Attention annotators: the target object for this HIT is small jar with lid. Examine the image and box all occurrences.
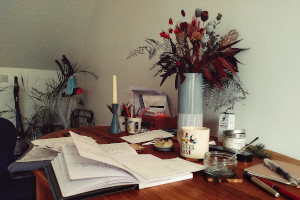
[223,129,246,151]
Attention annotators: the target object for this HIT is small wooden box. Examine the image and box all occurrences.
[142,116,177,130]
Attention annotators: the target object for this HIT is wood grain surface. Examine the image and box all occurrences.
[33,126,300,200]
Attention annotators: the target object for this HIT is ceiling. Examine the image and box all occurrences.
[0,0,94,70]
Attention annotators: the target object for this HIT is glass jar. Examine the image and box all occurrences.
[204,151,237,177]
[223,129,246,151]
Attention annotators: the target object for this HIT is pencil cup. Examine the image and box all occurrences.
[118,116,126,132]
[127,117,142,134]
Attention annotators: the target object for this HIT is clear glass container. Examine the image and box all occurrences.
[204,151,237,177]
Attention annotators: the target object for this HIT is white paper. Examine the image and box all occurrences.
[124,158,203,180]
[52,153,137,197]
[51,132,200,196]
[120,130,173,144]
[62,144,136,180]
[100,142,138,157]
[16,146,58,162]
[69,131,120,167]
[32,137,74,152]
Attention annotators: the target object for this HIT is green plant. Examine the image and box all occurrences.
[0,55,97,139]
[247,143,273,159]
[25,55,97,138]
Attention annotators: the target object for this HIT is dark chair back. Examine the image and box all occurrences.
[0,118,17,179]
[0,118,36,200]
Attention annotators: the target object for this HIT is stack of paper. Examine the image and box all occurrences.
[45,131,204,199]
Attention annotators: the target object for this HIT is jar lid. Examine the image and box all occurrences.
[223,129,245,138]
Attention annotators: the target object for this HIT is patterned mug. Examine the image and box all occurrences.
[177,126,210,159]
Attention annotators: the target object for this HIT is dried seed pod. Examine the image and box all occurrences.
[220,29,239,47]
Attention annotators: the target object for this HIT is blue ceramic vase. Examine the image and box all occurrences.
[178,73,203,130]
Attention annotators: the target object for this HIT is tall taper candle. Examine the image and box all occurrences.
[112,75,117,104]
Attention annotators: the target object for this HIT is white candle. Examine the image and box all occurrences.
[112,75,117,104]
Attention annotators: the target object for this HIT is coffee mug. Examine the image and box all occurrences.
[177,126,210,159]
[127,117,142,134]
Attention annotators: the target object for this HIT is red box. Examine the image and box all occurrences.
[142,116,177,130]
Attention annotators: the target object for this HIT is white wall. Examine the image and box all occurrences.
[78,0,300,160]
[0,67,58,123]
[0,0,94,70]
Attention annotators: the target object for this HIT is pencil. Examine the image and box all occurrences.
[138,107,149,118]
[125,105,130,117]
[130,105,133,118]
[135,106,141,117]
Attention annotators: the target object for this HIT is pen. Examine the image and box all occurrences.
[244,172,280,198]
[255,176,300,200]
[264,158,298,186]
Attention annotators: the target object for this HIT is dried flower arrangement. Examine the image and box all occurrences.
[128,8,249,111]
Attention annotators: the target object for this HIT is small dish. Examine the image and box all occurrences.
[204,151,237,177]
[153,139,174,152]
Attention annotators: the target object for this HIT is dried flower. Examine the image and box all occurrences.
[174,29,180,34]
[128,8,248,109]
[205,24,214,34]
[220,29,239,47]
[128,8,249,112]
[201,11,209,22]
[200,34,209,43]
[192,19,196,26]
[195,8,202,17]
[180,22,188,30]
[216,13,222,21]
[191,32,202,41]
[181,9,186,17]
[160,31,166,37]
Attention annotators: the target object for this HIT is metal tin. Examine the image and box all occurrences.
[223,129,246,151]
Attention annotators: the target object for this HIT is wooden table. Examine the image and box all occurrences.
[33,126,300,200]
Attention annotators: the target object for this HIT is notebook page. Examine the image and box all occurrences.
[32,137,74,152]
[124,157,203,180]
[63,144,137,180]
[100,142,138,157]
[70,131,119,167]
[16,146,58,162]
[52,153,136,197]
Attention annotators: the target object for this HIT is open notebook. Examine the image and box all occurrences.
[45,131,204,199]
[244,160,300,186]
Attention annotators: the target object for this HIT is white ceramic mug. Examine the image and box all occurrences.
[127,117,142,134]
[177,126,210,159]
[118,116,126,132]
